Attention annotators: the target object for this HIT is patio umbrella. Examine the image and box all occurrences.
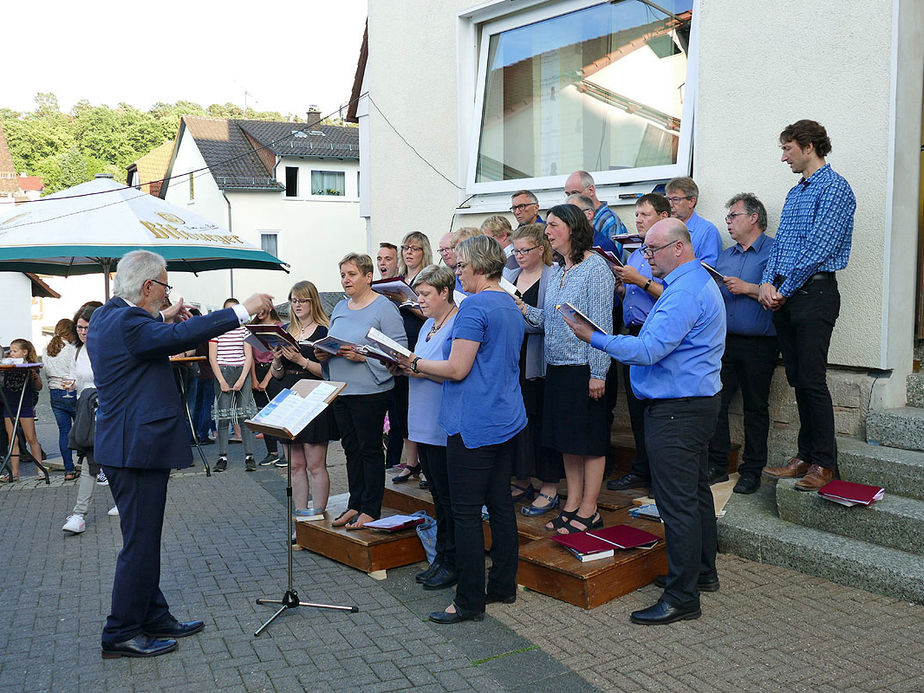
[0,174,287,296]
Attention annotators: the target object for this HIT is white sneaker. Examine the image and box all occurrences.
[107,506,119,517]
[62,514,86,534]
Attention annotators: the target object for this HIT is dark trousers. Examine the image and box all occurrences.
[385,376,409,467]
[447,434,518,615]
[252,363,277,455]
[708,334,779,478]
[193,379,214,441]
[333,391,390,519]
[101,466,173,644]
[645,395,720,609]
[603,358,620,476]
[418,442,454,568]
[623,364,650,480]
[772,278,840,469]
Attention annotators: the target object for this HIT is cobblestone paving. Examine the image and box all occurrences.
[0,408,921,691]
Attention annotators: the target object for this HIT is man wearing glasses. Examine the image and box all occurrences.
[562,218,725,625]
[760,120,855,492]
[665,176,721,267]
[706,194,778,495]
[509,190,543,228]
[564,170,628,247]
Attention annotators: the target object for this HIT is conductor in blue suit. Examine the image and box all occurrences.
[88,250,273,659]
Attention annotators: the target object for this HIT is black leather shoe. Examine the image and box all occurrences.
[428,607,484,624]
[733,474,761,494]
[630,599,701,625]
[485,592,516,605]
[143,619,205,638]
[415,559,442,584]
[422,566,458,591]
[101,634,178,659]
[653,574,720,592]
[606,472,650,491]
[707,466,730,484]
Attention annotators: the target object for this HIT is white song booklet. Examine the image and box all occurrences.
[246,380,346,440]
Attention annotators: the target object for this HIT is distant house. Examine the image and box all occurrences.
[126,140,174,197]
[0,122,43,203]
[159,112,363,308]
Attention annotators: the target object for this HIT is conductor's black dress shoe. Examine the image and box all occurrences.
[101,634,178,659]
[630,599,701,625]
[143,619,205,638]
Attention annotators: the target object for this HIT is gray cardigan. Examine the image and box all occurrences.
[507,263,557,380]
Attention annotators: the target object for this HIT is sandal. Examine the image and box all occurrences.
[558,511,604,535]
[521,492,560,517]
[0,474,19,483]
[510,482,535,503]
[331,509,358,527]
[64,471,78,481]
[545,508,577,531]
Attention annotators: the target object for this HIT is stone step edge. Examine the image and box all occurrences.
[718,489,924,603]
[775,478,924,555]
[837,436,924,501]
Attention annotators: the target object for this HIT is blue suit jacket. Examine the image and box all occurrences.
[87,297,242,469]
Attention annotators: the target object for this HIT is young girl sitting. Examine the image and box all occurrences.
[1,339,45,483]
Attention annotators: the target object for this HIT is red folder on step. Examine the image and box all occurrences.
[818,480,884,507]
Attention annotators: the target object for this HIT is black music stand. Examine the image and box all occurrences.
[0,363,49,483]
[246,381,357,636]
[170,356,210,476]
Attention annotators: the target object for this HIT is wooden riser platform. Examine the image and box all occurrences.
[516,509,668,609]
[294,497,425,574]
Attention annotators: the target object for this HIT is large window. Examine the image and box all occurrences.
[311,170,346,196]
[468,0,695,193]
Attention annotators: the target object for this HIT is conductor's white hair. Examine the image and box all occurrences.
[113,250,167,304]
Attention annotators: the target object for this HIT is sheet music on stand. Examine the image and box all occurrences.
[246,380,346,440]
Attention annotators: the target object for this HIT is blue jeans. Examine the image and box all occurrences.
[194,380,214,441]
[50,389,76,471]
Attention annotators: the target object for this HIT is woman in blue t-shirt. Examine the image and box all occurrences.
[400,236,526,625]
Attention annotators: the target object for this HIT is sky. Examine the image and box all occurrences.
[3,0,368,121]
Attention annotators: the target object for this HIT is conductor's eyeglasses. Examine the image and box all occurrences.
[148,278,172,296]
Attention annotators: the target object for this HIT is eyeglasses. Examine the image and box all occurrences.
[75,325,89,332]
[666,195,692,204]
[510,203,538,212]
[455,262,469,271]
[725,212,750,221]
[511,246,539,256]
[290,298,311,305]
[639,240,678,258]
[401,245,424,253]
[438,247,453,254]
[148,278,172,295]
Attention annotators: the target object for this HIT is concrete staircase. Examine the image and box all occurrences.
[719,361,924,602]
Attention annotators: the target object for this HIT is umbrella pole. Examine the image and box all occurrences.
[103,258,111,299]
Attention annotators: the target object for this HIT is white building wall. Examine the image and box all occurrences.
[363,0,924,390]
[0,274,33,346]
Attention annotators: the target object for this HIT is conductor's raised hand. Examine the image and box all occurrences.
[242,293,275,318]
[162,297,192,324]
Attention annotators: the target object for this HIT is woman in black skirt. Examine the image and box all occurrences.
[269,280,338,516]
[520,205,615,534]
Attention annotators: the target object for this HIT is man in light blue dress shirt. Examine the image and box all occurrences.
[666,176,722,267]
[563,218,725,626]
[706,194,778,495]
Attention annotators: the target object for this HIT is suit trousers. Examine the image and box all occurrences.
[707,334,779,478]
[645,395,720,610]
[333,391,390,519]
[417,442,455,568]
[772,277,840,469]
[100,466,172,644]
[446,434,518,615]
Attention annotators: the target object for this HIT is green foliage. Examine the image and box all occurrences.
[0,92,290,194]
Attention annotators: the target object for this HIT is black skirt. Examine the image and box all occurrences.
[542,364,609,457]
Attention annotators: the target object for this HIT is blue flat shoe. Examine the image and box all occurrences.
[521,491,560,516]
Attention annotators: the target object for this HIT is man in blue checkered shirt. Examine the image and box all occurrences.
[760,120,856,492]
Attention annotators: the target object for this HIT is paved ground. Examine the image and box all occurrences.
[0,396,922,692]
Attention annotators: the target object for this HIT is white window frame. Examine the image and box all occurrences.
[310,169,347,197]
[259,231,280,259]
[459,0,700,197]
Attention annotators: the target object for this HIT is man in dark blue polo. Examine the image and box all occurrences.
[760,120,855,492]
[563,218,725,625]
[706,193,778,494]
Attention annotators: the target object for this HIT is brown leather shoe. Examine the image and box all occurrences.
[794,464,834,491]
[762,457,810,479]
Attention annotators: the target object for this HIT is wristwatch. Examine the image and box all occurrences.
[643,279,652,291]
[411,357,421,373]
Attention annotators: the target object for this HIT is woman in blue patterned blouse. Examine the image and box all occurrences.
[521,204,615,534]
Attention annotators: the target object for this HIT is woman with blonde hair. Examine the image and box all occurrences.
[43,318,80,480]
[269,281,338,518]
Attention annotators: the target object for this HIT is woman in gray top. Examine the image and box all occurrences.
[317,253,407,529]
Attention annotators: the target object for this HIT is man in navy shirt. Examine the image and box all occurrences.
[706,193,778,495]
[666,176,722,267]
[564,170,628,247]
[564,218,725,626]
[607,193,670,493]
[760,120,855,492]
